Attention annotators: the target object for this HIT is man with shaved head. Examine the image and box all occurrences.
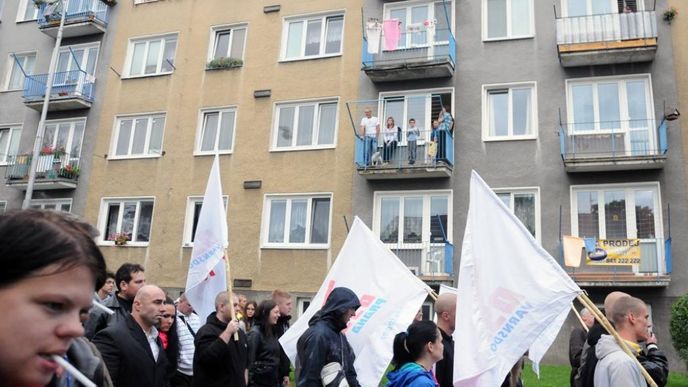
[94,285,170,387]
[435,293,457,387]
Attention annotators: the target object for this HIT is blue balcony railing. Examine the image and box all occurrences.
[355,128,453,169]
[37,0,109,28]
[559,119,667,160]
[389,241,454,278]
[362,27,456,69]
[24,70,95,103]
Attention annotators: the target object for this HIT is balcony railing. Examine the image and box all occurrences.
[5,152,80,189]
[24,70,95,110]
[556,10,657,45]
[355,128,454,168]
[559,119,667,171]
[38,0,109,29]
[387,241,454,279]
[564,238,671,287]
[362,27,456,82]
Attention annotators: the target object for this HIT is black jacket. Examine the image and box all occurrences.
[569,326,587,387]
[192,312,248,387]
[274,314,292,379]
[92,314,169,387]
[247,325,282,386]
[435,327,454,387]
[296,287,361,387]
[85,293,134,340]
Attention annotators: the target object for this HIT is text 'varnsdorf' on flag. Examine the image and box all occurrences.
[454,171,581,387]
[184,155,228,321]
[279,217,432,386]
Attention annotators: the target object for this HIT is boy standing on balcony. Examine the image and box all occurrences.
[360,108,380,166]
[407,118,420,165]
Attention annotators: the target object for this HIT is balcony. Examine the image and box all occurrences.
[556,10,657,67]
[6,152,80,190]
[24,70,95,111]
[37,0,109,38]
[559,119,667,172]
[565,238,671,287]
[388,241,454,283]
[362,27,456,82]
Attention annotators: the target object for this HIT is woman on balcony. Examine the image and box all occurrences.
[383,117,400,165]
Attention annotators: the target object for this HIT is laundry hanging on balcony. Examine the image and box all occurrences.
[366,19,382,54]
[383,19,401,51]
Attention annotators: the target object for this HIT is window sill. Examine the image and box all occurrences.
[482,135,537,142]
[15,19,38,24]
[261,244,330,250]
[205,65,243,71]
[483,35,535,43]
[121,72,173,80]
[269,145,336,152]
[99,242,150,247]
[0,88,23,93]
[194,151,233,156]
[107,154,163,160]
[279,53,342,63]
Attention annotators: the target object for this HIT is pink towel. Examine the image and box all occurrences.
[383,19,401,51]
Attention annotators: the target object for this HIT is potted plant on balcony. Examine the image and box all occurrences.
[664,7,678,24]
[40,145,55,156]
[206,57,244,70]
[110,232,131,246]
[57,164,79,179]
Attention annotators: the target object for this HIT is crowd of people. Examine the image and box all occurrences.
[0,209,673,387]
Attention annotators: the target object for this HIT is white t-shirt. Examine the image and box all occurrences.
[360,116,379,137]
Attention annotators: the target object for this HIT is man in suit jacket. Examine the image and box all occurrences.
[93,285,169,387]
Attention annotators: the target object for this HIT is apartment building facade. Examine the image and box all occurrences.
[82,0,363,313]
[353,0,688,369]
[0,0,118,215]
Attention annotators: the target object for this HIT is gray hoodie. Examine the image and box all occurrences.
[594,335,645,387]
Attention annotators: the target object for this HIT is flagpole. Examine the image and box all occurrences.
[427,288,438,301]
[224,250,239,342]
[577,294,657,387]
[570,304,589,333]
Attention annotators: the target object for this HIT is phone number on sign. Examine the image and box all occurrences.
[608,258,641,264]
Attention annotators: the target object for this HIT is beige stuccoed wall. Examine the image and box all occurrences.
[84,0,362,293]
[669,0,688,196]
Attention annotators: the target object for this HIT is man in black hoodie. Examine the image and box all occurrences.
[296,287,361,387]
[192,291,248,387]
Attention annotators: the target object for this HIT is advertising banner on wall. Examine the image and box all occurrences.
[586,239,641,266]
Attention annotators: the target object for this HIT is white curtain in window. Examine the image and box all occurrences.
[403,197,423,243]
[289,199,307,243]
[318,103,337,145]
[512,88,531,136]
[305,20,322,56]
[325,17,343,54]
[277,107,295,147]
[268,200,287,243]
[201,113,219,152]
[380,197,400,243]
[296,106,315,146]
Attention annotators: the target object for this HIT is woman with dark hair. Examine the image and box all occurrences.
[247,300,282,387]
[0,209,108,387]
[244,300,258,331]
[387,320,444,387]
[159,296,180,385]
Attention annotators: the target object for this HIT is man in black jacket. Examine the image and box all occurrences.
[93,285,169,387]
[569,308,594,387]
[192,291,248,387]
[435,293,457,387]
[296,287,361,387]
[272,289,293,386]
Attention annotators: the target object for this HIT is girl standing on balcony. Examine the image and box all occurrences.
[383,117,400,164]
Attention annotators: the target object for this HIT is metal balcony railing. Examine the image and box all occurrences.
[556,10,657,45]
[355,128,453,169]
[559,119,667,159]
[5,152,80,182]
[362,27,456,69]
[24,70,95,103]
[37,0,109,27]
[387,241,454,277]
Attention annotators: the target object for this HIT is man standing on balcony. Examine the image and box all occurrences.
[436,105,453,163]
[360,107,380,166]
[407,118,420,165]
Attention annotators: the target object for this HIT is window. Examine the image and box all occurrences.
[0,126,21,164]
[43,119,85,159]
[111,114,165,158]
[282,13,344,60]
[57,44,99,79]
[272,100,338,150]
[99,198,155,245]
[209,25,247,62]
[29,199,72,212]
[196,108,236,154]
[183,196,229,246]
[494,188,540,242]
[483,0,533,40]
[17,0,38,21]
[125,34,177,77]
[380,89,453,144]
[384,1,453,49]
[262,194,332,248]
[482,83,537,140]
[5,52,36,91]
[0,201,6,214]
[297,297,312,319]
[564,0,642,17]
[374,191,452,244]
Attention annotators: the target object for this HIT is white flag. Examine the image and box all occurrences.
[454,171,581,387]
[185,156,228,321]
[279,217,431,386]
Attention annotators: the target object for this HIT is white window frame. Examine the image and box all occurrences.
[42,117,87,158]
[123,33,178,78]
[271,98,339,151]
[280,11,345,61]
[207,24,248,62]
[183,195,229,247]
[0,124,22,165]
[482,0,535,41]
[134,0,160,4]
[29,199,73,212]
[194,106,238,155]
[261,193,333,249]
[493,187,541,243]
[382,0,456,49]
[109,112,166,160]
[561,0,644,17]
[372,189,453,246]
[482,81,538,141]
[296,297,312,319]
[16,0,38,22]
[570,182,664,272]
[97,197,156,246]
[57,42,100,80]
[3,51,36,92]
